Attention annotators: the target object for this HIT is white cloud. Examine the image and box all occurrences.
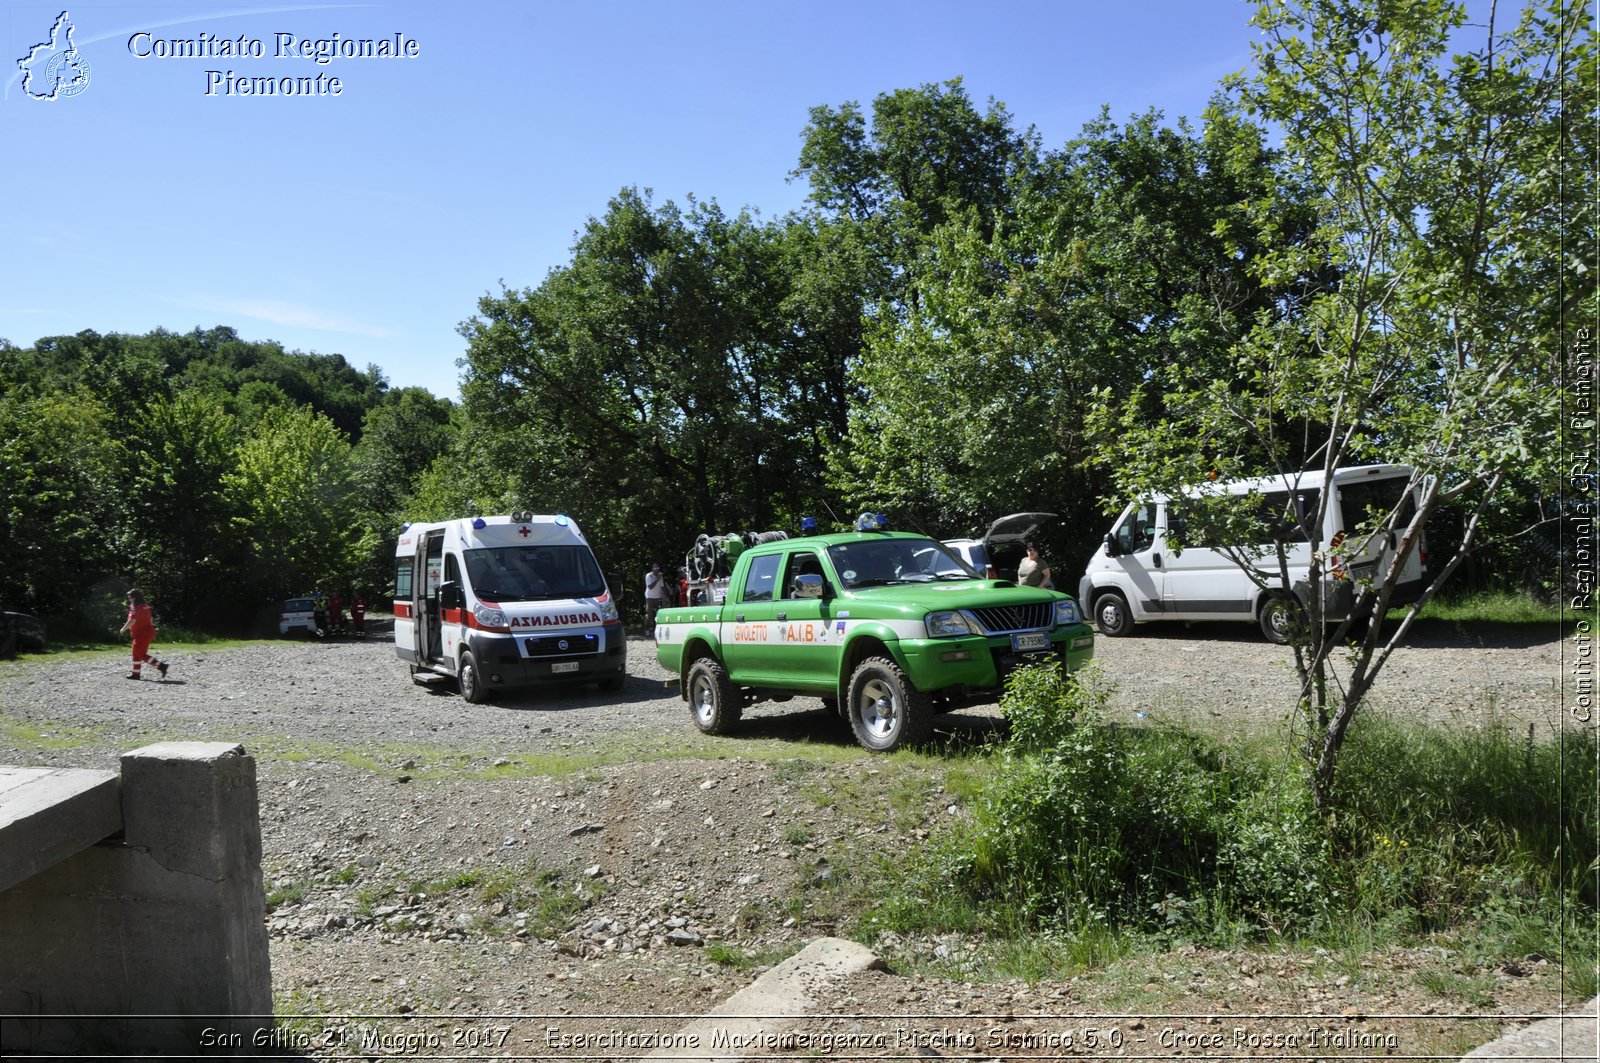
[183,296,397,339]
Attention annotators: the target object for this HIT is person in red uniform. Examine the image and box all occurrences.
[329,590,346,636]
[350,591,367,637]
[118,589,169,681]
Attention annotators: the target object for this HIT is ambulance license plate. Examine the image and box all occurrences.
[551,661,579,674]
[1011,632,1049,652]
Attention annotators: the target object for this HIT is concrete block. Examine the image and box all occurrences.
[0,766,120,892]
[0,742,273,1055]
[119,742,261,880]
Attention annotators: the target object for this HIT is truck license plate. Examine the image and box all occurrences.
[551,661,579,674]
[1011,632,1049,652]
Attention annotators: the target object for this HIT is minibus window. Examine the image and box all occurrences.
[1116,504,1156,553]
[1337,478,1412,536]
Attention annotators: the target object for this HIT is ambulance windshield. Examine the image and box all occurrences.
[463,546,607,602]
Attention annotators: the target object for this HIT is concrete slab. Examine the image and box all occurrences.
[648,937,883,1063]
[1463,997,1598,1062]
[0,766,120,892]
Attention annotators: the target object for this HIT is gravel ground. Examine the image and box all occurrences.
[0,619,1578,1059]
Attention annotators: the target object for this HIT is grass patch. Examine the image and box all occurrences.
[1413,590,1560,625]
[828,662,1596,988]
[0,715,112,752]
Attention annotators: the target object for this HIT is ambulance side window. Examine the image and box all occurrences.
[395,558,414,599]
[444,554,462,585]
[740,554,781,603]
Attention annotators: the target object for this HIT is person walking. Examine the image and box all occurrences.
[1017,541,1052,588]
[312,588,329,637]
[119,589,169,681]
[643,563,665,634]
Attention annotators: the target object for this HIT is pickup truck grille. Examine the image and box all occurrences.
[969,603,1053,634]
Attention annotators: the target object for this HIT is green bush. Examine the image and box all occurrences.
[902,665,1592,950]
[957,664,1333,935]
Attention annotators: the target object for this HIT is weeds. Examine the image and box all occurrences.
[839,662,1596,987]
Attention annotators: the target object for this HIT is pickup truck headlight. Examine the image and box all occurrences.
[473,603,509,630]
[925,610,982,638]
[1054,599,1082,626]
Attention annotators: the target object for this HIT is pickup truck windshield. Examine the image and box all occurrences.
[826,538,980,588]
[464,546,606,601]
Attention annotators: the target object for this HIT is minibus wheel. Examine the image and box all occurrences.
[1094,591,1132,637]
[1258,595,1305,645]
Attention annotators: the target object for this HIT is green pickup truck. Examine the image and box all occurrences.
[654,519,1096,751]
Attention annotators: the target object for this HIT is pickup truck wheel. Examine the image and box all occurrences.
[847,657,932,752]
[686,657,740,735]
[458,651,491,704]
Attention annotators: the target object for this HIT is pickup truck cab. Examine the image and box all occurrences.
[655,518,1095,751]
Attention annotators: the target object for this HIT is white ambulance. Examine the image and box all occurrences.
[393,512,625,702]
[1078,465,1428,644]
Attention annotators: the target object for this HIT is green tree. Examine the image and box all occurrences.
[826,103,1315,567]
[225,405,361,603]
[1088,0,1592,807]
[0,388,123,625]
[459,189,849,587]
[120,392,239,627]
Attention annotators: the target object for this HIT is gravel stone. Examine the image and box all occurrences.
[0,623,1570,1052]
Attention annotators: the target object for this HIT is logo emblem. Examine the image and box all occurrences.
[557,639,569,651]
[18,11,91,101]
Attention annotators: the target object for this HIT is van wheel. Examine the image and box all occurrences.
[846,657,932,752]
[1094,591,1133,637]
[687,657,740,735]
[459,651,490,704]
[1259,595,1304,645]
[597,669,626,693]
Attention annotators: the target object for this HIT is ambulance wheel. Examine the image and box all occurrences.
[1094,591,1133,637]
[1259,595,1305,645]
[687,657,740,735]
[458,651,491,704]
[846,657,932,752]
[597,669,626,694]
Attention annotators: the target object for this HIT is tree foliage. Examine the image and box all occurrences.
[1086,0,1592,806]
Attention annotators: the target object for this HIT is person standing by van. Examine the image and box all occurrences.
[644,563,665,633]
[119,589,169,680]
[1017,542,1051,588]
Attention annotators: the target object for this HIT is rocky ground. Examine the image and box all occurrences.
[0,618,1582,1059]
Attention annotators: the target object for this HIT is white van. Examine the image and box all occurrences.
[394,513,625,702]
[1078,465,1428,643]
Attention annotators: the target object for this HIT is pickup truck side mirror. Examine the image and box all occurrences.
[793,573,828,600]
[439,581,463,609]
[1103,533,1125,558]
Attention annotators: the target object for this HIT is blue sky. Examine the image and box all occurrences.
[2,1,1261,401]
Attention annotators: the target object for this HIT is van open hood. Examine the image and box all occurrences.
[982,512,1057,546]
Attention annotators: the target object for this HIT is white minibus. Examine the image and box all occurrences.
[1077,465,1427,643]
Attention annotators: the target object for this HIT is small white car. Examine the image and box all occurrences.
[278,597,318,636]
[943,512,1057,584]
